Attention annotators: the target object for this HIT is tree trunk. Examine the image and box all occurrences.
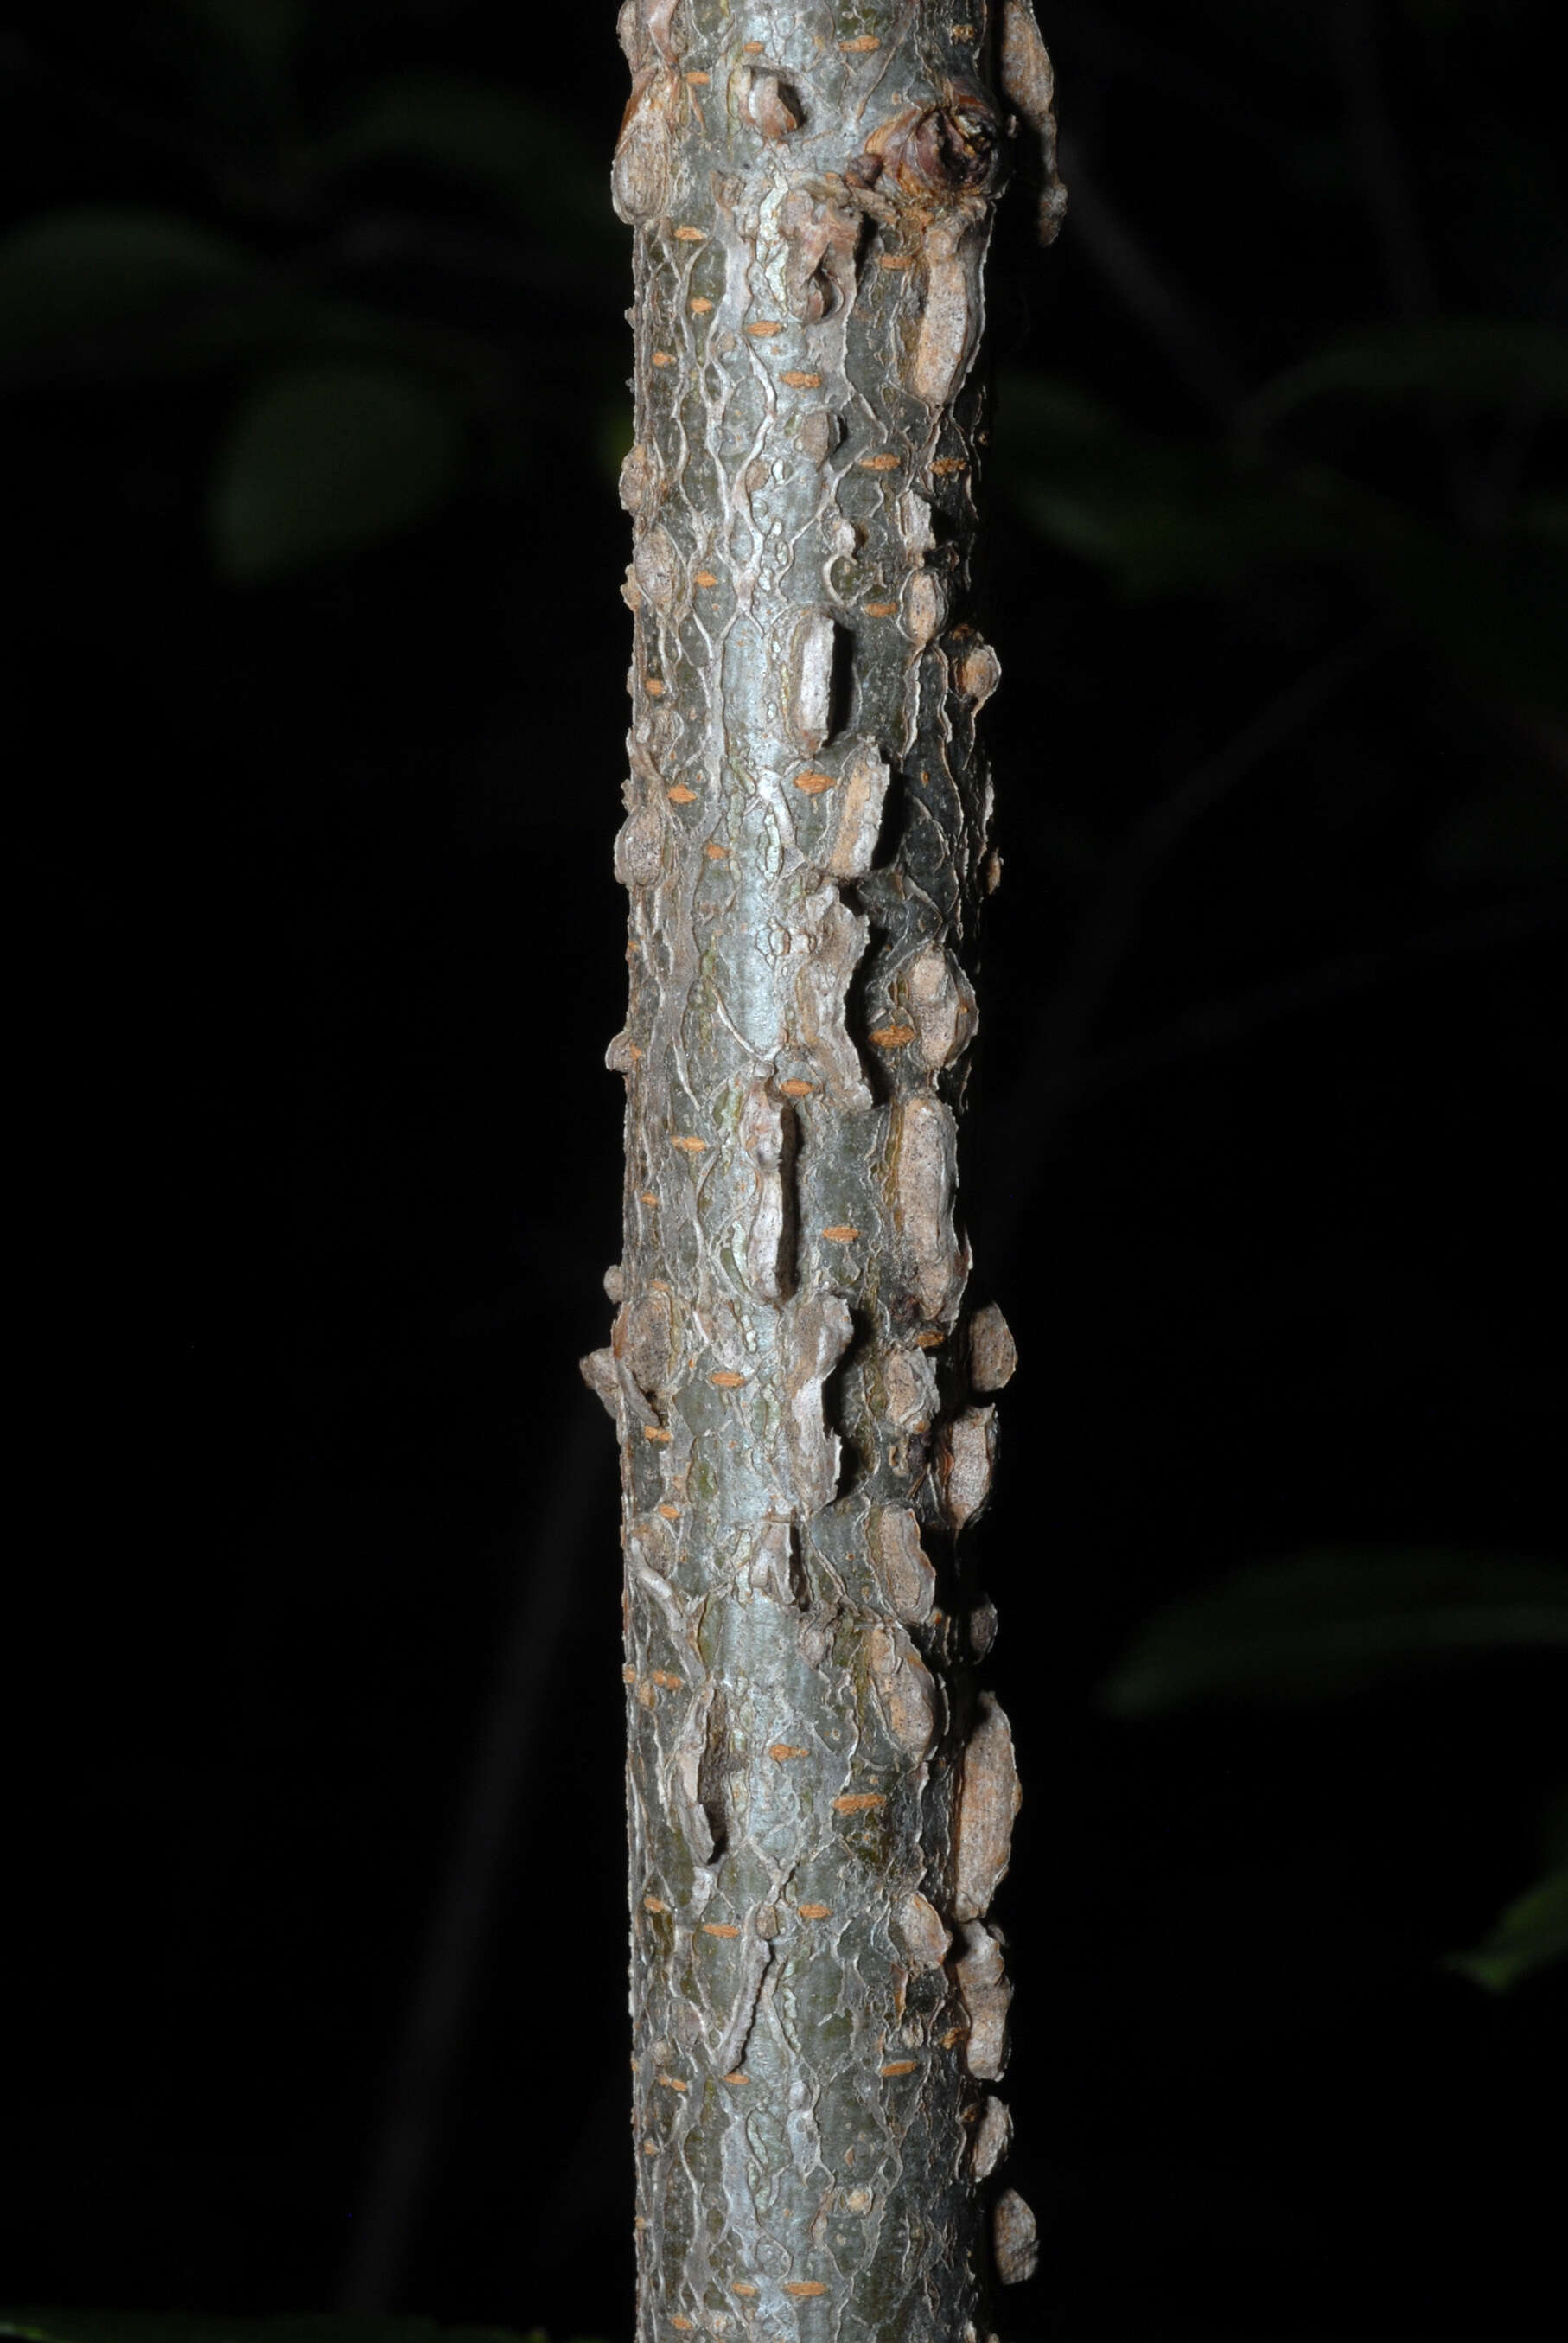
[584,6,1062,2336]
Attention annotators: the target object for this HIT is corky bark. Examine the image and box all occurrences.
[584,5,1062,2338]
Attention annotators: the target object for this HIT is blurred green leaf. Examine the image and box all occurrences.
[997,368,1568,711]
[0,231,506,393]
[993,368,1374,596]
[207,361,467,582]
[0,2320,568,2343]
[1378,528,1568,714]
[1518,496,1568,549]
[1443,1862,1568,1991]
[1426,769,1568,883]
[0,209,253,357]
[1100,1548,1568,1715]
[135,292,504,392]
[1246,321,1568,431]
[178,0,309,75]
[306,73,618,254]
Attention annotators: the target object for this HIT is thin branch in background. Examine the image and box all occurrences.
[1039,0,1302,158]
[1329,1,1492,531]
[1087,884,1568,1089]
[1473,271,1568,539]
[1053,138,1245,424]
[1330,0,1437,322]
[337,1395,609,2314]
[985,627,1386,1266]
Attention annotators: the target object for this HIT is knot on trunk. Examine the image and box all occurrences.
[848,86,1005,209]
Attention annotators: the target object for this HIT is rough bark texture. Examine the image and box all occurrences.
[585,6,1062,2337]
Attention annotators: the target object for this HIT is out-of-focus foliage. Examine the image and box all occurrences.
[993,357,1568,712]
[1100,1548,1568,1713]
[0,207,252,352]
[301,73,621,259]
[995,370,1376,592]
[175,1,309,80]
[1445,1859,1568,1992]
[208,359,466,579]
[1243,321,1568,425]
[1103,1550,1568,1989]
[0,16,621,574]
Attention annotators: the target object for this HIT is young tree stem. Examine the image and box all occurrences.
[585,7,1062,2333]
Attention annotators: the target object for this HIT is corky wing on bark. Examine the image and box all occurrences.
[584,5,1061,2338]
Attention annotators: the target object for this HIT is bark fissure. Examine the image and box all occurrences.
[591,5,1061,2335]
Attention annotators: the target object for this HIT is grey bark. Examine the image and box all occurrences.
[584,6,1062,2337]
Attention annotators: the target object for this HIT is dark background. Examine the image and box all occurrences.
[6,3,1565,2339]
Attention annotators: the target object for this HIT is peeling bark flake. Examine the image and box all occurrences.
[739,67,801,142]
[881,1344,939,1434]
[909,207,986,407]
[907,943,975,1071]
[740,1081,794,1301]
[780,186,861,322]
[967,1300,1018,1391]
[889,1094,967,1322]
[992,2186,1041,2284]
[954,1691,1021,1921]
[580,1346,620,1420]
[612,68,679,226]
[618,440,656,515]
[999,0,1069,245]
[824,743,892,880]
[870,1505,938,1624]
[953,637,1003,707]
[788,608,839,754]
[794,887,874,1110]
[748,1516,806,1611]
[954,1918,1012,2080]
[868,1621,939,1759]
[671,1686,721,1867]
[935,1403,998,1533]
[784,1293,854,1513]
[631,523,680,609]
[896,1888,952,1970]
[972,2092,1014,2179]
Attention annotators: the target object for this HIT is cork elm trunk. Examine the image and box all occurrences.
[583,6,1062,2337]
